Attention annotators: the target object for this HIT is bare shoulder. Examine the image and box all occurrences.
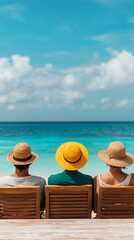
[93,175,98,185]
[129,173,134,185]
[93,175,99,189]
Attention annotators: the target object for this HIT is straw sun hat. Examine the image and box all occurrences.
[7,142,38,165]
[98,141,134,167]
[56,142,89,171]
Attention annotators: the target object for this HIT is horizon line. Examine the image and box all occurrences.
[0,121,134,123]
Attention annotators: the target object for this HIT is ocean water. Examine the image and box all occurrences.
[0,122,134,177]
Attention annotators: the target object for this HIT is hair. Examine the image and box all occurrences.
[14,164,30,172]
[106,164,126,170]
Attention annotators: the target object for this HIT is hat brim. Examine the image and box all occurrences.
[98,150,134,167]
[56,142,89,171]
[7,151,38,165]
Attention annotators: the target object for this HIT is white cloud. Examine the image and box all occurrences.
[44,96,49,103]
[0,50,134,111]
[7,105,15,111]
[100,97,109,104]
[44,51,72,58]
[128,17,134,23]
[0,96,7,103]
[90,33,112,42]
[45,63,53,70]
[56,22,71,32]
[117,99,129,108]
[87,50,134,91]
[89,104,96,109]
[62,90,82,104]
[0,4,25,21]
[63,74,76,87]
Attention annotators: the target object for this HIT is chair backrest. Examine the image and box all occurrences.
[97,186,134,219]
[45,185,92,219]
[0,186,40,219]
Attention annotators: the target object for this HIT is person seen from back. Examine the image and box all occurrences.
[0,142,46,211]
[94,141,134,213]
[48,142,92,185]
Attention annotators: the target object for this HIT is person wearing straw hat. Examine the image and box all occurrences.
[93,141,134,213]
[0,142,46,211]
[48,142,92,185]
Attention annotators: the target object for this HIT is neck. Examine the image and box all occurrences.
[109,166,122,174]
[12,169,30,177]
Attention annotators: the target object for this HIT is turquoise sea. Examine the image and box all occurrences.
[0,122,134,177]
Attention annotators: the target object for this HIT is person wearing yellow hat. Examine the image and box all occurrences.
[48,142,92,185]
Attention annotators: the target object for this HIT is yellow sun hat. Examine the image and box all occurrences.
[56,142,89,171]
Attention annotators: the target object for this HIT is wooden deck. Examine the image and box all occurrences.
[0,219,134,239]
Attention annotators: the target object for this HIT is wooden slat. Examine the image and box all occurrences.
[0,186,39,194]
[0,194,35,197]
[50,215,87,219]
[49,215,87,218]
[1,208,36,212]
[45,185,92,219]
[49,198,88,202]
[50,205,88,208]
[49,194,88,198]
[0,204,36,209]
[100,215,134,219]
[0,186,40,219]
[35,187,40,219]
[45,186,49,219]
[97,186,134,219]
[50,201,88,205]
[0,202,36,206]
[0,215,37,219]
[50,209,87,212]
[47,185,90,192]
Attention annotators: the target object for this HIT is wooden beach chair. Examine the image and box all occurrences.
[45,185,92,219]
[97,186,134,218]
[0,186,40,219]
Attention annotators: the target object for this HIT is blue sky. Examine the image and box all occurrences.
[0,0,134,121]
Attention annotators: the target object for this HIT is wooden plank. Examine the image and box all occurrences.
[50,205,87,209]
[0,186,39,194]
[0,186,40,219]
[102,199,134,203]
[50,213,87,218]
[46,185,91,191]
[0,198,36,202]
[35,187,40,219]
[49,216,87,219]
[49,198,88,201]
[102,205,134,209]
[101,215,134,219]
[50,201,88,205]
[97,187,103,218]
[1,219,134,239]
[46,185,92,219]
[0,208,36,212]
[98,186,134,219]
[45,186,49,219]
[0,205,36,209]
[0,201,36,205]
[87,186,92,218]
[49,194,88,198]
[0,194,35,198]
[0,215,37,219]
[50,209,87,212]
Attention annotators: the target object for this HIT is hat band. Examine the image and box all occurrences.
[63,152,82,164]
[13,154,32,162]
